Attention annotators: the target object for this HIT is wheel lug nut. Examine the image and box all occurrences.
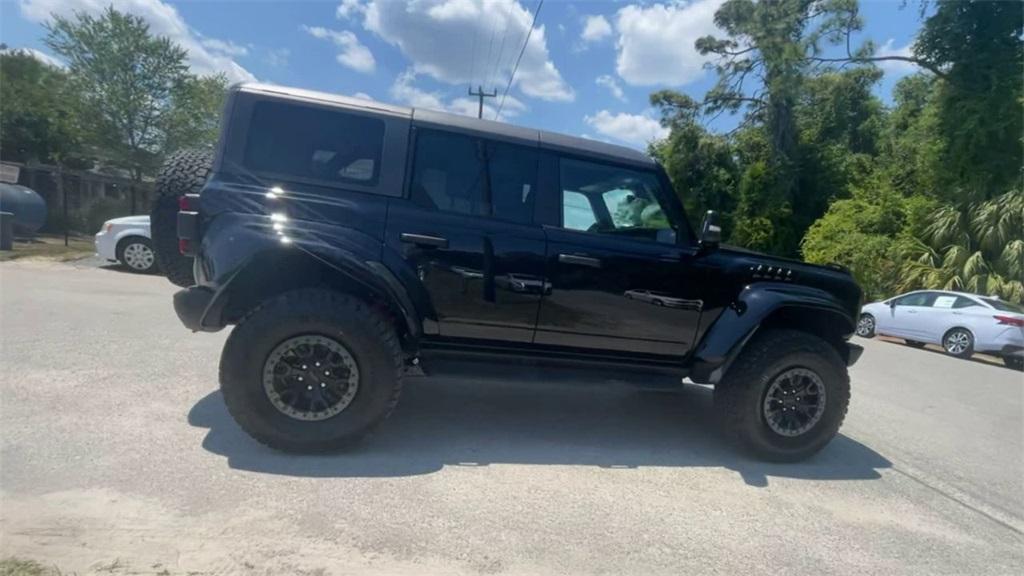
[320,383,326,388]
[315,362,321,367]
[307,385,313,391]
[324,370,330,376]
[297,376,303,381]
[302,365,308,370]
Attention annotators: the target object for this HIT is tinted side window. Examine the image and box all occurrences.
[559,158,674,243]
[410,130,536,225]
[952,297,982,309]
[243,101,385,186]
[896,292,936,306]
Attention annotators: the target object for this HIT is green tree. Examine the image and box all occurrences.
[162,73,230,154]
[899,191,1024,302]
[802,175,937,299]
[44,7,190,181]
[0,50,88,168]
[649,90,739,235]
[913,0,1023,201]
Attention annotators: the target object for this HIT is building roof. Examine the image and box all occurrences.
[234,82,656,168]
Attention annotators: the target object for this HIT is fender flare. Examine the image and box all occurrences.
[195,230,422,341]
[689,283,856,383]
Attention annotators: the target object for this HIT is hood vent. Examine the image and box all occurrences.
[749,264,794,282]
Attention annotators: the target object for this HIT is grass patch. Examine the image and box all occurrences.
[0,235,94,263]
[0,558,62,576]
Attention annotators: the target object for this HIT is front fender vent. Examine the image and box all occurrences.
[749,264,795,282]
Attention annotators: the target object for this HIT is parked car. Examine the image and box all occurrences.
[857,290,1024,369]
[94,215,156,273]
[149,83,864,462]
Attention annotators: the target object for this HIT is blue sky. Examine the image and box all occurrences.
[1,0,926,149]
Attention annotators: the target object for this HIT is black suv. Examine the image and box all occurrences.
[152,83,863,462]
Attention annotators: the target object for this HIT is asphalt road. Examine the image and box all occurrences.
[1,260,1022,575]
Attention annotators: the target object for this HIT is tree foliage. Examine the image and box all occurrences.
[42,7,226,180]
[0,50,89,168]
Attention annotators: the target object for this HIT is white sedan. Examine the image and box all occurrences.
[857,290,1024,369]
[94,215,156,273]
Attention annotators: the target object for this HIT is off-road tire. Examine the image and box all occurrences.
[714,329,850,462]
[219,289,404,452]
[151,149,213,288]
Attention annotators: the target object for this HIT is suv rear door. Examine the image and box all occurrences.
[533,155,703,356]
[384,127,546,343]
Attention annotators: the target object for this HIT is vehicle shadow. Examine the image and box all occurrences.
[876,336,1020,371]
[188,371,891,487]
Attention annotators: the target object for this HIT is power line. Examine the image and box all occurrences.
[495,0,543,120]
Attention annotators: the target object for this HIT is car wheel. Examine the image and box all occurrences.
[219,288,403,452]
[905,340,926,348]
[714,329,850,462]
[855,313,875,338]
[116,237,156,273]
[942,328,974,359]
[652,299,664,306]
[150,149,212,288]
[1003,356,1023,371]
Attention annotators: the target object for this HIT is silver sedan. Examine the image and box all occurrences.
[857,290,1024,369]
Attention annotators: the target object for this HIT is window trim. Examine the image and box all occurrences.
[554,154,686,246]
[405,127,541,226]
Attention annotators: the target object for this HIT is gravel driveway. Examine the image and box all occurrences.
[1,260,1021,575]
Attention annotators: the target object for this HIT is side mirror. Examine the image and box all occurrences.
[700,210,721,249]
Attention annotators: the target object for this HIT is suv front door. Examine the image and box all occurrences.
[385,128,546,343]
[534,156,702,356]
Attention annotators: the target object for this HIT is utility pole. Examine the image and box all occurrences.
[468,85,497,119]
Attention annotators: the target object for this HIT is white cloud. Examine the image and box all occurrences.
[1,47,65,68]
[264,48,290,68]
[876,38,918,75]
[390,70,525,120]
[200,38,248,57]
[595,74,627,102]
[336,0,366,19]
[583,110,668,148]
[580,14,612,43]
[353,0,573,102]
[302,25,375,73]
[18,0,255,82]
[351,91,373,100]
[614,0,723,86]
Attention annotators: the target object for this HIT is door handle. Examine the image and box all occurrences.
[558,253,602,268]
[400,233,448,249]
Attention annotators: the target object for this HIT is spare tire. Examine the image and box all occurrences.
[151,149,213,288]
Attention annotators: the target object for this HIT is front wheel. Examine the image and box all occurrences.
[219,289,404,452]
[714,329,850,462]
[942,328,974,359]
[855,313,875,338]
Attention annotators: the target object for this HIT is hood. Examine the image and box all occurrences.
[107,215,150,226]
[719,244,849,275]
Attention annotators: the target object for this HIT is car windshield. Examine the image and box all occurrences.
[982,298,1024,313]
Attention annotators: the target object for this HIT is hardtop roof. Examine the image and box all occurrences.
[234,82,657,168]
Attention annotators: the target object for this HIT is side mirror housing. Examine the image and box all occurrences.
[700,210,721,249]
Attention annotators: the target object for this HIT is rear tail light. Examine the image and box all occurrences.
[994,315,1024,327]
[178,194,200,211]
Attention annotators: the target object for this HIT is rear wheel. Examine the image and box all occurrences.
[714,329,850,462]
[942,328,974,359]
[150,149,212,288]
[855,313,875,338]
[219,289,403,452]
[116,237,156,273]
